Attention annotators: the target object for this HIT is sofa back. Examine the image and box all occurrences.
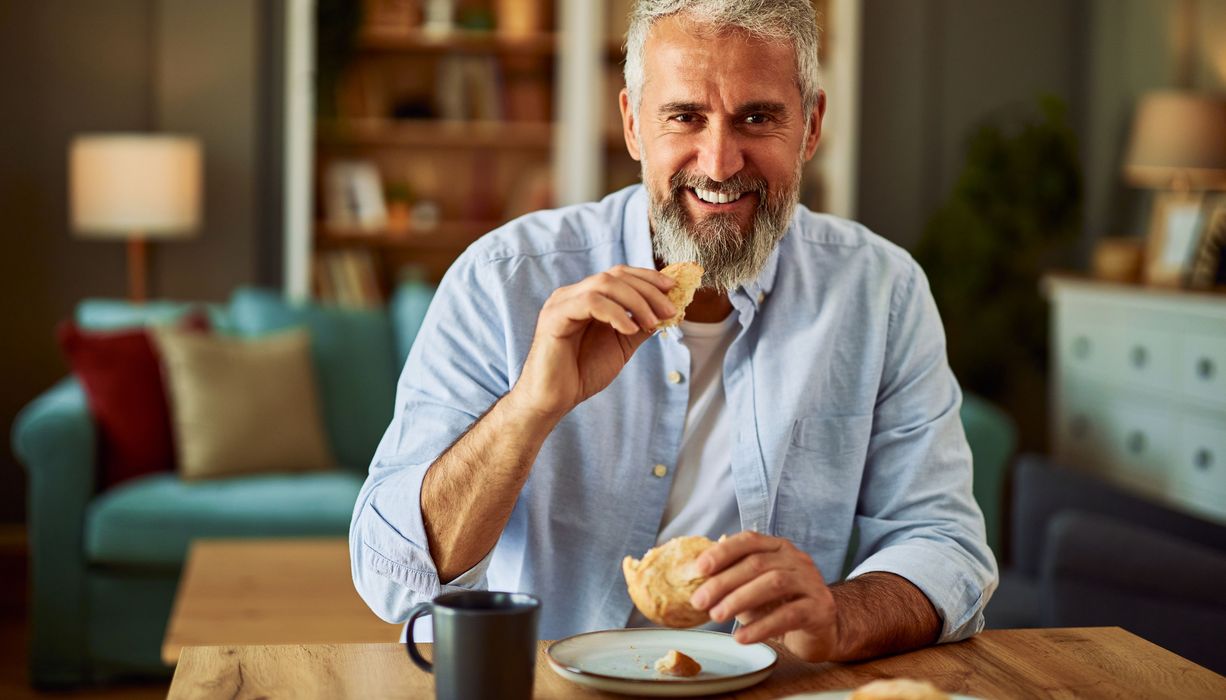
[74,280,436,474]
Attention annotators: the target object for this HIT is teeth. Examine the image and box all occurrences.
[694,188,743,204]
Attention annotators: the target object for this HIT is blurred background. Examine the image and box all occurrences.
[2,0,1225,696]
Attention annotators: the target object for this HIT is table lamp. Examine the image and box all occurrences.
[1123,91,1226,191]
[70,134,203,301]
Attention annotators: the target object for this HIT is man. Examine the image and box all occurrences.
[350,0,997,662]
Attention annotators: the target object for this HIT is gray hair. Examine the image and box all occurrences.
[623,0,822,117]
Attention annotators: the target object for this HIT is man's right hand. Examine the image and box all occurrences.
[506,265,677,422]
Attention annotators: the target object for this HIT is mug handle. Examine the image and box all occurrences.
[404,601,434,673]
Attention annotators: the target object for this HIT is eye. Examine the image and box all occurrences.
[744,113,770,125]
[671,113,696,123]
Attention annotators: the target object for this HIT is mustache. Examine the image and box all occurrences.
[669,170,768,197]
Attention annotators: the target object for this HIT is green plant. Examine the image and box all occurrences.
[914,96,1082,401]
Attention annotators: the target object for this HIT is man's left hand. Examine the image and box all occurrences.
[689,530,839,661]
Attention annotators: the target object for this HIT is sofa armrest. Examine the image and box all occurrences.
[1042,510,1226,608]
[1011,454,1226,576]
[11,376,95,685]
[1039,510,1226,673]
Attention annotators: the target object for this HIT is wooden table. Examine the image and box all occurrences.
[161,538,403,664]
[167,627,1226,699]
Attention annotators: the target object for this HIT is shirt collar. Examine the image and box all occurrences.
[622,184,787,313]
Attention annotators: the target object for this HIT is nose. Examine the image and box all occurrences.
[697,121,744,182]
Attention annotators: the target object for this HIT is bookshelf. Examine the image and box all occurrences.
[312,0,562,303]
[307,0,857,305]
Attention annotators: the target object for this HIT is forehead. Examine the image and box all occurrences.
[641,14,800,107]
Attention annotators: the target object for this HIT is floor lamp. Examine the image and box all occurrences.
[69,134,203,301]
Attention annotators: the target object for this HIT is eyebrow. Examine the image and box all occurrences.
[656,100,790,117]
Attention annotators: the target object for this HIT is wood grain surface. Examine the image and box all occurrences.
[168,627,1226,699]
[161,538,402,664]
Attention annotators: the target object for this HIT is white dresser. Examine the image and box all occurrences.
[1046,275,1226,524]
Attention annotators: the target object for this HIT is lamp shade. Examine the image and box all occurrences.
[70,134,202,239]
[1123,91,1226,190]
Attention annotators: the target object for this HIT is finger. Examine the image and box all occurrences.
[696,530,785,577]
[705,567,809,624]
[690,550,796,614]
[582,272,660,330]
[607,269,677,321]
[734,598,835,646]
[556,291,640,335]
[611,264,677,293]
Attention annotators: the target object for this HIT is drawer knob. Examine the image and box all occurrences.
[1195,448,1214,471]
[1130,346,1148,369]
[1196,357,1215,380]
[1073,337,1091,359]
[1127,431,1147,454]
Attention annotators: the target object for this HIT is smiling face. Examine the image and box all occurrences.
[620,13,826,291]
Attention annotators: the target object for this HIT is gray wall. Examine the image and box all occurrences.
[0,0,284,524]
[857,0,1226,252]
[1083,0,1226,246]
[857,0,1087,250]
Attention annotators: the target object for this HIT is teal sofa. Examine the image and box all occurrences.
[12,281,435,687]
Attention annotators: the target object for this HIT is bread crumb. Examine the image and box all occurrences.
[654,649,701,677]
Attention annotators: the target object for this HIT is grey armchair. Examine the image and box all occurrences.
[986,454,1226,674]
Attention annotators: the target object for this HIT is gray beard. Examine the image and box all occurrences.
[645,160,802,292]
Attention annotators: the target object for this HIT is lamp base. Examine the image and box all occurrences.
[127,234,147,302]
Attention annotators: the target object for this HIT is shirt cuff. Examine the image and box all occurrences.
[847,541,994,642]
[353,462,494,619]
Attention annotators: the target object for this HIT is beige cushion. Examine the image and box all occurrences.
[152,326,334,480]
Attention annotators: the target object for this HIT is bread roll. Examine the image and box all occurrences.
[850,678,950,700]
[622,535,715,628]
[658,262,703,328]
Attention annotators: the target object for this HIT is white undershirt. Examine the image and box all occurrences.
[627,313,742,629]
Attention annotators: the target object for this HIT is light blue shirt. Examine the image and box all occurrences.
[350,184,998,644]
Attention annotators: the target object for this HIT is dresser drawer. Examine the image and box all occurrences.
[1104,400,1178,491]
[1175,418,1226,498]
[1108,327,1178,392]
[1055,320,1113,383]
[1180,333,1226,408]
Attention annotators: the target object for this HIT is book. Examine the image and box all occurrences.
[324,160,388,231]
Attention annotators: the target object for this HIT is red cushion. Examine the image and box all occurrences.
[57,314,209,490]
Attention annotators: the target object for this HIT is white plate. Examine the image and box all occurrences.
[546,628,777,697]
[781,691,984,700]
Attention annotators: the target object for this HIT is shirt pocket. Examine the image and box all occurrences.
[773,414,873,567]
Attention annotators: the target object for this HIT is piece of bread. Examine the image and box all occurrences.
[654,649,702,677]
[622,535,715,627]
[658,262,704,328]
[850,678,951,700]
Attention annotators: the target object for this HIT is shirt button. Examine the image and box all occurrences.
[667,370,683,384]
[653,464,668,478]
[757,290,766,304]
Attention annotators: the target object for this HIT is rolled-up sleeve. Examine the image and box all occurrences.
[349,251,515,623]
[849,260,999,643]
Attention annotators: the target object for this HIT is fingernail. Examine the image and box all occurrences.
[710,605,725,620]
[691,592,708,609]
[663,304,677,317]
[696,556,711,574]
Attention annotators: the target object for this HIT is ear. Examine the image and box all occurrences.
[620,88,642,162]
[802,89,827,161]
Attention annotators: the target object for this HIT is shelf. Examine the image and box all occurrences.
[356,29,625,58]
[318,119,554,149]
[316,221,497,250]
[358,29,557,56]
